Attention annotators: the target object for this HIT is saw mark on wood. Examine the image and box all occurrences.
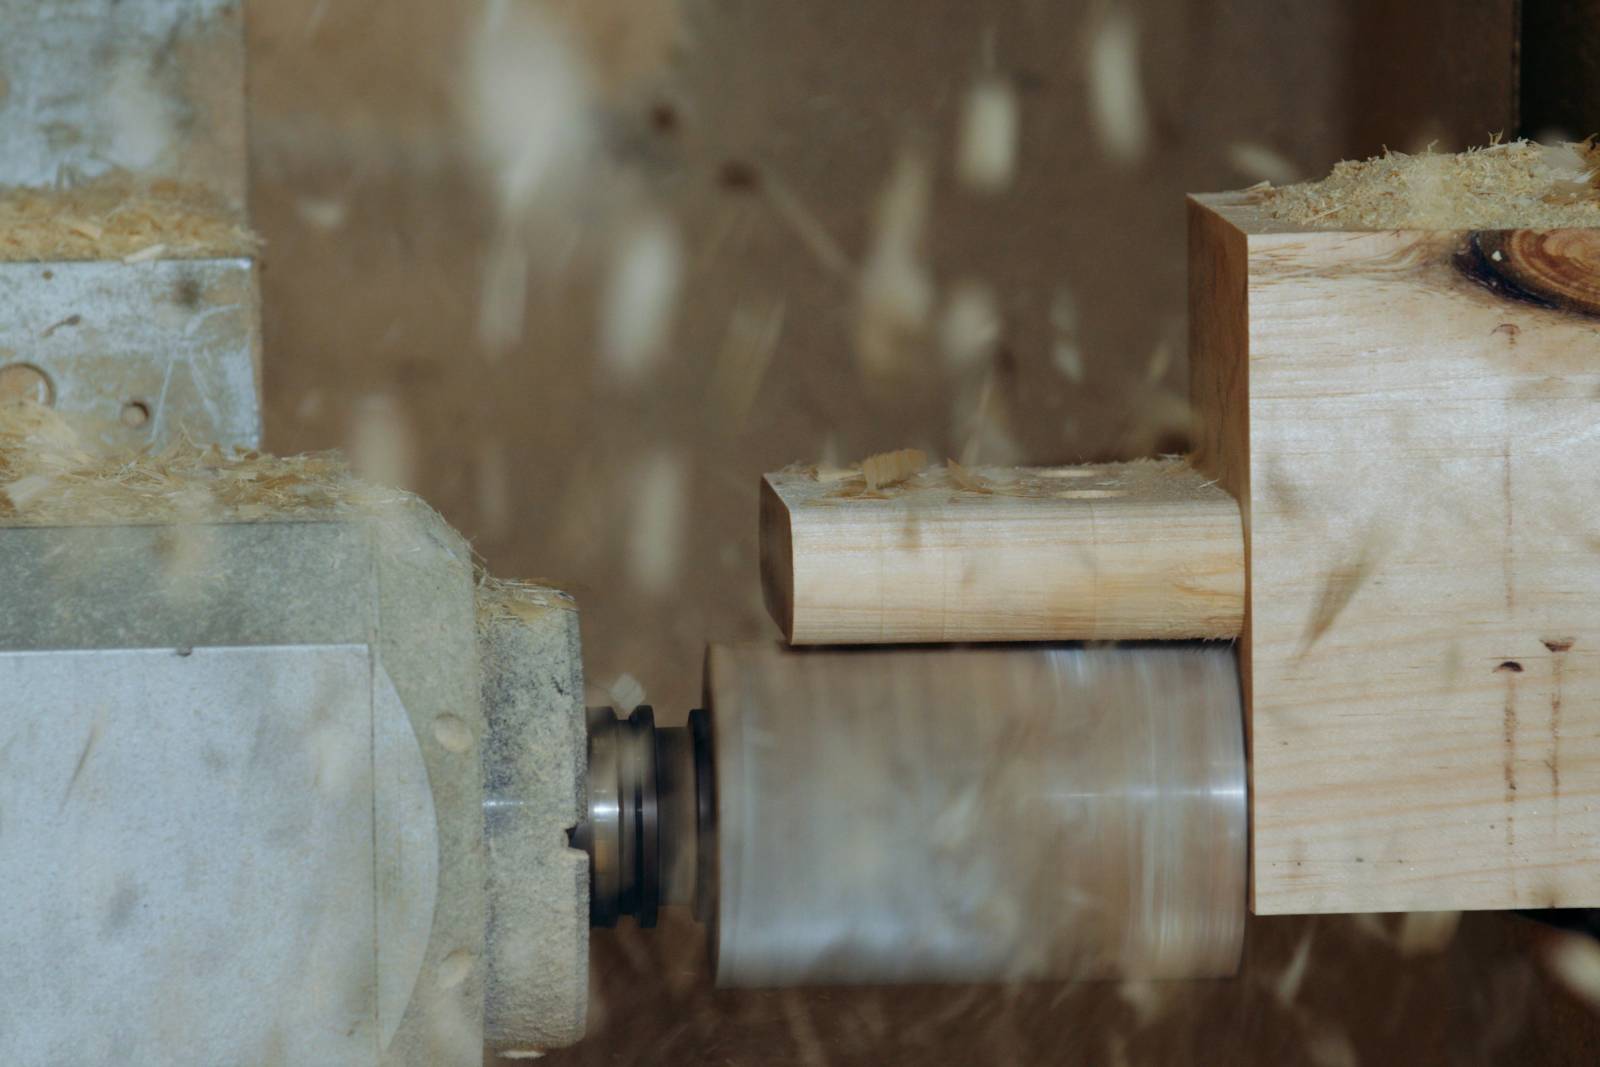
[1543,638,1575,809]
[1503,668,1519,860]
[1298,526,1389,659]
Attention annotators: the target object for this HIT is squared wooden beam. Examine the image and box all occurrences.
[762,458,1244,645]
[1191,191,1600,914]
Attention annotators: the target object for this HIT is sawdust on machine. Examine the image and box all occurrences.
[1259,139,1600,231]
[0,171,260,262]
[0,399,377,524]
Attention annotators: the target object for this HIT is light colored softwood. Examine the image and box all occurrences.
[1191,191,1600,915]
[761,458,1244,644]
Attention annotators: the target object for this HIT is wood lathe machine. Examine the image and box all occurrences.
[3,3,1598,1064]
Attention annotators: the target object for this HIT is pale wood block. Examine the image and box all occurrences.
[762,458,1244,644]
[1190,191,1600,914]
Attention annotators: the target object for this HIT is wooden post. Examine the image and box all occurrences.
[1190,191,1600,915]
[761,457,1244,644]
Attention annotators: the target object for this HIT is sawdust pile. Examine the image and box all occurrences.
[0,400,380,524]
[1262,140,1600,230]
[0,173,259,262]
[475,574,576,625]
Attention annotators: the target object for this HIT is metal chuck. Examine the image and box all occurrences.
[570,706,714,928]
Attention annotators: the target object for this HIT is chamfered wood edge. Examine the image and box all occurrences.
[758,475,796,642]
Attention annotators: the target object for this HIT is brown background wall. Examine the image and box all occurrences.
[244,1,1599,1062]
[1523,0,1600,140]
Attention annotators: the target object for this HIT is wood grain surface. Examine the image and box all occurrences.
[1192,192,1600,915]
[762,458,1244,644]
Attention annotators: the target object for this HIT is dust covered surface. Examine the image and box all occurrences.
[0,172,259,262]
[476,579,589,1053]
[476,575,578,625]
[0,400,393,524]
[1261,140,1600,230]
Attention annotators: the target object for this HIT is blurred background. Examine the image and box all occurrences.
[245,1,1599,1062]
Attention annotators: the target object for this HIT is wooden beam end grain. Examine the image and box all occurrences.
[759,474,796,642]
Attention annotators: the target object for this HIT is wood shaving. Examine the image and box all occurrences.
[121,243,168,264]
[1272,929,1314,1007]
[1116,979,1167,1026]
[1548,933,1600,1008]
[1396,910,1461,957]
[944,457,991,493]
[709,298,786,426]
[938,280,1001,372]
[474,575,575,626]
[601,214,683,386]
[956,76,1019,192]
[956,368,1024,466]
[1344,912,1392,944]
[1228,142,1299,185]
[605,672,646,711]
[0,172,258,262]
[861,448,926,490]
[539,0,681,97]
[760,168,854,278]
[1051,284,1085,384]
[1086,8,1149,165]
[855,150,933,381]
[346,393,417,490]
[0,400,377,525]
[625,448,688,597]
[1305,1024,1358,1067]
[1261,140,1600,231]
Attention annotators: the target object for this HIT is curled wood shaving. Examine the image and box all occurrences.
[0,172,258,262]
[861,448,926,491]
